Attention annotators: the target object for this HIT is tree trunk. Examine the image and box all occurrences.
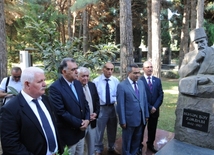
[61,19,66,44]
[120,0,133,80]
[151,0,161,78]
[190,1,197,30]
[67,0,72,40]
[0,0,7,80]
[179,0,190,68]
[72,12,77,38]
[196,0,204,28]
[147,0,152,60]
[82,8,89,53]
[189,0,197,51]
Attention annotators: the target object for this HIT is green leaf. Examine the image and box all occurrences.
[7,86,19,95]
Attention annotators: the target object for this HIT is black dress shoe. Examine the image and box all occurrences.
[108,149,120,155]
[136,148,142,155]
[147,146,158,153]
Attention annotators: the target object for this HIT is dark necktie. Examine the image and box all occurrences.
[105,79,110,105]
[32,99,56,152]
[133,81,139,98]
[148,76,153,92]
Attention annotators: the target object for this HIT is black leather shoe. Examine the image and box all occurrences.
[147,146,158,153]
[136,148,142,155]
[108,149,120,155]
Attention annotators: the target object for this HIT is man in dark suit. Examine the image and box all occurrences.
[0,66,62,155]
[117,64,149,155]
[77,66,100,155]
[140,61,164,153]
[49,58,90,155]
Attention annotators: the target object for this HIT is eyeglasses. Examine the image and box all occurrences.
[68,68,78,71]
[105,67,113,71]
[13,76,21,79]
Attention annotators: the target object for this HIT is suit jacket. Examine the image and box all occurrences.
[49,76,90,147]
[0,93,62,155]
[140,76,164,117]
[87,81,100,128]
[116,79,149,127]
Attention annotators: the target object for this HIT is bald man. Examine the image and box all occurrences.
[93,62,120,155]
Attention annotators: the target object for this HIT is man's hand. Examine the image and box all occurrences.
[150,106,156,114]
[80,120,89,131]
[196,51,206,62]
[120,124,126,129]
[5,94,14,98]
[90,113,97,121]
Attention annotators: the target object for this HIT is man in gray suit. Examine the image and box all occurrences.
[116,64,149,155]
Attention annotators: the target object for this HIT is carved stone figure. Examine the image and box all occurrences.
[179,27,214,97]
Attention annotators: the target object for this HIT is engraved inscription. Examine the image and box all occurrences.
[182,109,209,132]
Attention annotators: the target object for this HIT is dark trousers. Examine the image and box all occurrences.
[147,115,158,146]
[122,124,146,155]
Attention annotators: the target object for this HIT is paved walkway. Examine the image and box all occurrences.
[103,128,175,155]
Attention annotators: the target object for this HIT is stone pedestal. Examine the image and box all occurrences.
[174,94,214,149]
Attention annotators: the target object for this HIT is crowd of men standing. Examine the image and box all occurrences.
[0,57,163,155]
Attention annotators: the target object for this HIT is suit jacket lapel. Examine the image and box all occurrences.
[125,79,139,100]
[19,94,45,136]
[60,77,80,106]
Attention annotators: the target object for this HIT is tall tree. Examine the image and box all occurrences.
[0,0,7,80]
[120,0,133,80]
[82,8,89,53]
[147,0,152,60]
[190,1,197,30]
[196,0,204,28]
[151,0,161,77]
[67,0,72,40]
[179,0,191,68]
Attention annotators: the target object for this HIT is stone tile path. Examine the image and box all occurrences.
[104,128,175,155]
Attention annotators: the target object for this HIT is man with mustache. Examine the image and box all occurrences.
[0,67,62,155]
[49,58,90,155]
[179,27,214,96]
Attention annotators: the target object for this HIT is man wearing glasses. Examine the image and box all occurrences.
[49,57,90,155]
[93,62,120,155]
[0,67,22,105]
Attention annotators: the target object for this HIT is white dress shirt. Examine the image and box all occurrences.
[21,90,58,155]
[93,74,119,105]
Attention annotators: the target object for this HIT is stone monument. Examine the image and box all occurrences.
[175,27,214,149]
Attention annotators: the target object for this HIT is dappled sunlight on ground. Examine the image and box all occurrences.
[164,85,179,95]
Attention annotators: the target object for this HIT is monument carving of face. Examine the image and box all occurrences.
[193,38,208,51]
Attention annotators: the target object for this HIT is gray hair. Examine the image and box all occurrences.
[77,67,90,76]
[21,67,44,88]
[143,60,152,68]
[127,63,139,74]
[59,57,76,73]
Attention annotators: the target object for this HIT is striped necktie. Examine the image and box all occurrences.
[148,76,153,92]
